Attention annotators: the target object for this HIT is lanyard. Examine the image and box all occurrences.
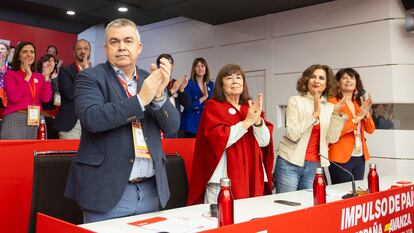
[117,74,139,98]
[75,62,82,73]
[28,77,36,102]
[19,69,36,103]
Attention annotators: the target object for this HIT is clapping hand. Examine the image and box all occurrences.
[178,75,188,92]
[310,88,322,119]
[170,79,182,95]
[243,93,263,129]
[356,95,373,121]
[22,58,32,82]
[333,96,349,115]
[42,61,54,81]
[155,57,172,98]
[81,52,90,69]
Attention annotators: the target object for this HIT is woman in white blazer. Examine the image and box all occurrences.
[274,64,348,193]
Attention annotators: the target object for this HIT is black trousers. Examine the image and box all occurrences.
[329,156,365,185]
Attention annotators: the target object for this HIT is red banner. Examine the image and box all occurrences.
[203,185,414,233]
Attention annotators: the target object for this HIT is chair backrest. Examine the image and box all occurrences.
[163,153,189,210]
[29,150,83,233]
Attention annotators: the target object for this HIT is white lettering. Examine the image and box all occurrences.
[389,213,412,232]
[343,206,356,229]
[381,198,388,217]
[356,204,363,225]
[362,202,371,223]
[389,196,395,214]
[401,193,407,210]
[375,199,381,219]
[395,194,401,212]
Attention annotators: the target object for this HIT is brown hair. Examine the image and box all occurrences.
[335,68,366,106]
[11,41,37,71]
[296,64,335,98]
[190,57,210,83]
[213,64,251,104]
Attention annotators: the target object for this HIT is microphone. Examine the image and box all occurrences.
[319,154,357,199]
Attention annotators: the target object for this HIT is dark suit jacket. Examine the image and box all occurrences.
[64,62,180,213]
[53,63,79,131]
[167,79,191,113]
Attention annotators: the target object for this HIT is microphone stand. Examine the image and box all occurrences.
[319,154,357,199]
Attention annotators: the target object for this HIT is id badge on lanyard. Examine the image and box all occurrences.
[27,77,40,126]
[53,92,61,106]
[27,105,40,126]
[131,121,152,159]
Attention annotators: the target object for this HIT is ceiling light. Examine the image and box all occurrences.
[118,7,128,12]
[66,10,76,16]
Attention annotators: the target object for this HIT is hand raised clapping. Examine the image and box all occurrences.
[138,57,172,106]
[242,93,263,129]
[356,94,373,122]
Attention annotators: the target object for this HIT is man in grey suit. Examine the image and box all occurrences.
[65,18,180,223]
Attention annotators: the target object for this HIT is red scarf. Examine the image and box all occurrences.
[187,99,274,205]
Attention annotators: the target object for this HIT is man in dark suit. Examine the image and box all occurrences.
[156,53,191,138]
[53,39,91,139]
[64,18,180,223]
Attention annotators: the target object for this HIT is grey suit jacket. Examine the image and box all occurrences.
[64,61,180,213]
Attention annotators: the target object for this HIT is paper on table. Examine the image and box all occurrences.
[135,214,217,233]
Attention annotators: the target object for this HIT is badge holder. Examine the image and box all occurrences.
[27,105,40,126]
[131,121,152,159]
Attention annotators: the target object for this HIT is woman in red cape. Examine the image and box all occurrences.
[187,64,274,205]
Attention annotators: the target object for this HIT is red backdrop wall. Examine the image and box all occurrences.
[0,20,77,64]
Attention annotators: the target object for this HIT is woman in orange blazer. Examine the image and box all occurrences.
[328,68,375,184]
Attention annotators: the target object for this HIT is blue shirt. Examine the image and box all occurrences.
[113,67,166,179]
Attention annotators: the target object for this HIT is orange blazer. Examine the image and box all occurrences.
[328,97,375,163]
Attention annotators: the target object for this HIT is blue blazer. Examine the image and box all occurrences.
[180,79,214,134]
[64,62,180,213]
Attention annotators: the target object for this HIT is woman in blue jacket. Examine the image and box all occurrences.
[180,57,214,138]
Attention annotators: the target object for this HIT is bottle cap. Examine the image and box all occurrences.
[369,163,376,169]
[220,178,231,187]
[315,167,324,175]
[40,119,46,124]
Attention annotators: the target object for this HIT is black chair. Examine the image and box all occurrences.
[162,153,189,210]
[29,150,83,233]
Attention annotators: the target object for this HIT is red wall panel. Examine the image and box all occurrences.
[0,20,77,65]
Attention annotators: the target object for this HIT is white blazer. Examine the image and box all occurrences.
[278,93,347,167]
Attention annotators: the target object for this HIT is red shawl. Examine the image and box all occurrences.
[187,99,274,205]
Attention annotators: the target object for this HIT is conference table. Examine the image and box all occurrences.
[78,175,413,233]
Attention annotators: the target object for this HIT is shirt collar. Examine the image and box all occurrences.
[112,66,137,83]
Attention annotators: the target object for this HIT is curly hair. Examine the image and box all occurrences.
[335,68,366,106]
[296,64,335,98]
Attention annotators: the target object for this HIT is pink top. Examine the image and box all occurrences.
[3,70,52,116]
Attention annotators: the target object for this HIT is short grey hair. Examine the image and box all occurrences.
[105,18,141,41]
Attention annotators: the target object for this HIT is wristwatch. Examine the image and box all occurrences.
[153,93,166,102]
